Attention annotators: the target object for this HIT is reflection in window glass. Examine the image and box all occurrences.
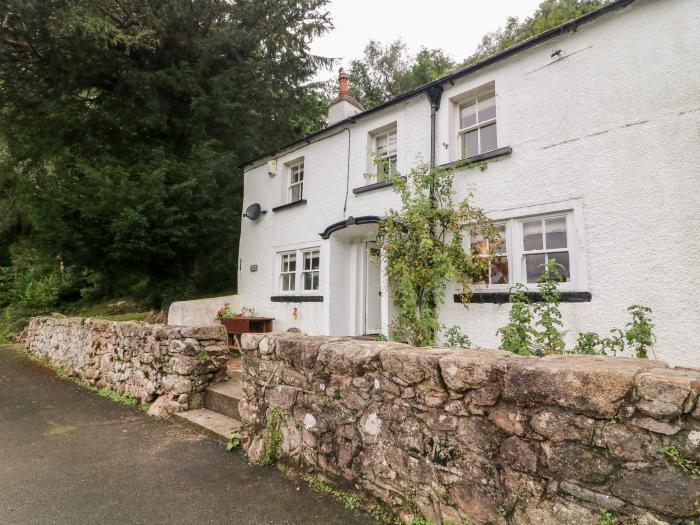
[480,123,498,153]
[458,86,497,158]
[522,220,543,251]
[545,217,567,249]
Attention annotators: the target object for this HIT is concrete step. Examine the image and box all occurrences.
[173,408,241,444]
[205,379,244,419]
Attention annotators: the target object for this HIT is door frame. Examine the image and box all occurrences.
[363,241,382,335]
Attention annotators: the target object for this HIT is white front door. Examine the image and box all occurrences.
[364,241,382,334]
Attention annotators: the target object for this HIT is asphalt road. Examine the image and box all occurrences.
[0,345,371,525]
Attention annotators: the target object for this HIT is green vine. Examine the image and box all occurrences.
[258,408,283,466]
[496,283,534,355]
[533,259,565,355]
[377,160,495,346]
[661,445,700,478]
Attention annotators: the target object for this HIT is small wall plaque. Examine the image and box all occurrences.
[250,265,258,272]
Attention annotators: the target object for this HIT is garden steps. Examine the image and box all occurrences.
[173,356,245,444]
[204,378,244,419]
[173,407,241,444]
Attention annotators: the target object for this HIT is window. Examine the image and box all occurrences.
[279,252,296,291]
[372,127,397,181]
[288,161,304,202]
[469,212,576,289]
[458,87,497,158]
[277,247,320,293]
[301,249,320,291]
[521,216,570,283]
[471,223,508,285]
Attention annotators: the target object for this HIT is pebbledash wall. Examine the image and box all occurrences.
[169,0,700,368]
[239,333,700,524]
[24,316,228,414]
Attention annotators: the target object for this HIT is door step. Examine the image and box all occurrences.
[173,408,241,444]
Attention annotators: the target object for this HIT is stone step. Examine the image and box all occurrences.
[173,408,241,445]
[205,379,244,419]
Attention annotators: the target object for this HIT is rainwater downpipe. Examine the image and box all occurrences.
[426,85,444,201]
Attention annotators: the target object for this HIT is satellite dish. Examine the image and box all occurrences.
[244,203,266,220]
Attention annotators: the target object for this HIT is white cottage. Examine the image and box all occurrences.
[170,0,700,368]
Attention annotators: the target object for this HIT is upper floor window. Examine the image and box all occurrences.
[373,126,397,181]
[288,160,304,202]
[458,86,497,158]
[469,211,576,289]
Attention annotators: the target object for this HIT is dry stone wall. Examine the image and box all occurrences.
[25,316,228,413]
[239,333,700,525]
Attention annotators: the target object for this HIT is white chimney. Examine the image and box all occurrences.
[328,68,364,125]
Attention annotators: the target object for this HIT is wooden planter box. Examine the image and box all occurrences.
[220,316,274,348]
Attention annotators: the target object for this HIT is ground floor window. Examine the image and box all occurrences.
[277,247,320,293]
[469,210,577,288]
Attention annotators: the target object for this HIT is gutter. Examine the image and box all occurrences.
[241,0,637,170]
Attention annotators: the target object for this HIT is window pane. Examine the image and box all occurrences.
[549,252,571,282]
[460,101,477,128]
[480,122,497,153]
[288,255,296,272]
[494,224,506,255]
[525,253,546,283]
[491,256,509,284]
[303,271,319,291]
[545,217,567,249]
[290,184,302,201]
[462,129,478,158]
[522,220,543,251]
[311,252,319,270]
[478,95,496,122]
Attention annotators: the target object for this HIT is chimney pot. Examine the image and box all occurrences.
[338,67,349,95]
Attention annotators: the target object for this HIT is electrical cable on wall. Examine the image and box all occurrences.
[342,127,351,216]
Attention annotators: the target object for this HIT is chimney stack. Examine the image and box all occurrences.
[328,67,364,125]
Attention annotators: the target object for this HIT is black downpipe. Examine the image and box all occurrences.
[426,85,444,200]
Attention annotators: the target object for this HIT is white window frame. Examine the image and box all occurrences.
[455,83,497,159]
[279,251,297,292]
[301,248,320,292]
[469,208,581,292]
[275,246,321,294]
[287,160,304,203]
[372,126,397,182]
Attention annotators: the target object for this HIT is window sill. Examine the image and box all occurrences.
[453,290,591,304]
[272,199,307,213]
[353,177,404,195]
[439,146,512,170]
[271,295,323,303]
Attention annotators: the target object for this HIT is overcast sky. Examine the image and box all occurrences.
[311,0,544,79]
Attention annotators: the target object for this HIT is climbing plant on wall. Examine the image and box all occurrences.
[376,160,496,347]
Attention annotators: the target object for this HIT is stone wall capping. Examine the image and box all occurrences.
[240,333,700,523]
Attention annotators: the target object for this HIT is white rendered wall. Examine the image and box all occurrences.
[174,0,700,366]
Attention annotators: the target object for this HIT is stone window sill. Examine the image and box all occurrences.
[272,199,307,213]
[453,291,592,304]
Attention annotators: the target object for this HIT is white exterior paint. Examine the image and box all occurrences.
[170,0,700,367]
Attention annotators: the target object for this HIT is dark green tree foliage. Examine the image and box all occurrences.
[464,0,608,65]
[345,1,608,109]
[347,40,456,109]
[0,0,332,307]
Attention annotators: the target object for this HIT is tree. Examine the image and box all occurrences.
[347,40,456,109]
[464,0,608,65]
[0,0,333,307]
[377,160,495,346]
